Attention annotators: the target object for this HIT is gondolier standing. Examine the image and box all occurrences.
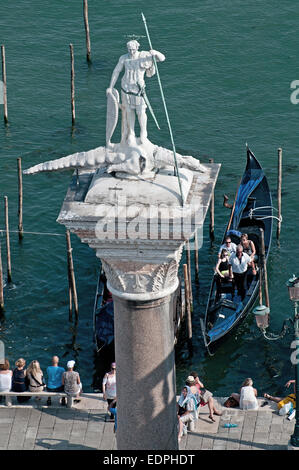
[106,40,165,145]
[228,244,251,301]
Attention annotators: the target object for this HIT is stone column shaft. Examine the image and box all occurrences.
[113,294,178,450]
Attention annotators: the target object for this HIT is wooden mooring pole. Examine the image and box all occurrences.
[1,45,8,124]
[209,158,215,241]
[0,242,4,312]
[66,230,78,323]
[4,196,12,283]
[194,231,199,283]
[183,263,193,357]
[186,240,193,309]
[67,256,73,323]
[258,259,263,306]
[83,0,91,62]
[260,228,270,309]
[17,158,24,240]
[277,148,282,241]
[69,44,75,126]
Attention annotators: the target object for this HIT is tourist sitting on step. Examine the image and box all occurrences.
[240,233,257,275]
[185,376,201,406]
[26,360,46,401]
[62,360,82,403]
[230,378,258,410]
[11,358,31,403]
[189,371,222,422]
[264,379,296,412]
[177,386,198,439]
[0,358,12,405]
[46,355,66,406]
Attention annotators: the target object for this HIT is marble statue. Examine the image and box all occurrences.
[23,40,206,179]
[106,39,165,146]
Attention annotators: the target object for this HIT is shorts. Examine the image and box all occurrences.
[220,270,229,276]
[180,413,193,424]
[66,383,82,397]
[200,389,213,405]
[121,90,146,111]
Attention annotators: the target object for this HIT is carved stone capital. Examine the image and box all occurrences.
[101,258,179,301]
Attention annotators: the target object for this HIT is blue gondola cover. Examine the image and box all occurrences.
[231,168,264,230]
[95,302,114,346]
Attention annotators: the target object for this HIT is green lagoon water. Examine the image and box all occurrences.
[0,0,299,396]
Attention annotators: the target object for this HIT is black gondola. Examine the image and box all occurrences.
[200,147,273,355]
[93,270,114,354]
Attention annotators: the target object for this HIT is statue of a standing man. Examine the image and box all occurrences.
[107,40,165,146]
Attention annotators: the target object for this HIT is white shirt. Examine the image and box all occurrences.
[102,373,116,399]
[240,386,258,410]
[229,252,251,274]
[0,372,12,392]
[218,242,237,256]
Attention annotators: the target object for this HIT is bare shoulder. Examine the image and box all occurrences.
[119,53,129,62]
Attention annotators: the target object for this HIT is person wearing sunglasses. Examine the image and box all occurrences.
[218,236,237,259]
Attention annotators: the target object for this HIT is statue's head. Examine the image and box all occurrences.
[127,40,140,54]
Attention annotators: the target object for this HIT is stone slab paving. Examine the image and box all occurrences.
[0,395,296,450]
[183,397,295,450]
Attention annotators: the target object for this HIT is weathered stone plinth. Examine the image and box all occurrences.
[57,162,220,450]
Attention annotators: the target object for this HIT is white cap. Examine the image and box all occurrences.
[187,375,195,383]
[67,360,75,369]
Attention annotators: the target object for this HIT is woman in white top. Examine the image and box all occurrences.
[231,378,258,410]
[102,362,116,420]
[0,358,12,391]
[0,358,12,405]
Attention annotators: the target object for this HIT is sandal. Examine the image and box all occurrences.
[214,410,222,416]
[209,415,216,422]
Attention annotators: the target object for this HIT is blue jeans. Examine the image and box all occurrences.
[47,386,64,392]
[110,407,117,430]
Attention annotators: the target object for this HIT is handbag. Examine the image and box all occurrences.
[223,396,239,408]
[30,373,45,389]
[277,394,296,410]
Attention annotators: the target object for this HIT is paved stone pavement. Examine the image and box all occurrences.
[180,397,295,451]
[0,394,296,450]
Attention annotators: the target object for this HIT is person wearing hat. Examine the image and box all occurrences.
[189,371,222,422]
[185,376,201,406]
[177,385,198,440]
[62,360,82,403]
[102,362,116,420]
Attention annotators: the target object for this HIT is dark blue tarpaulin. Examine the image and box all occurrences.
[95,301,114,346]
[231,168,264,230]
